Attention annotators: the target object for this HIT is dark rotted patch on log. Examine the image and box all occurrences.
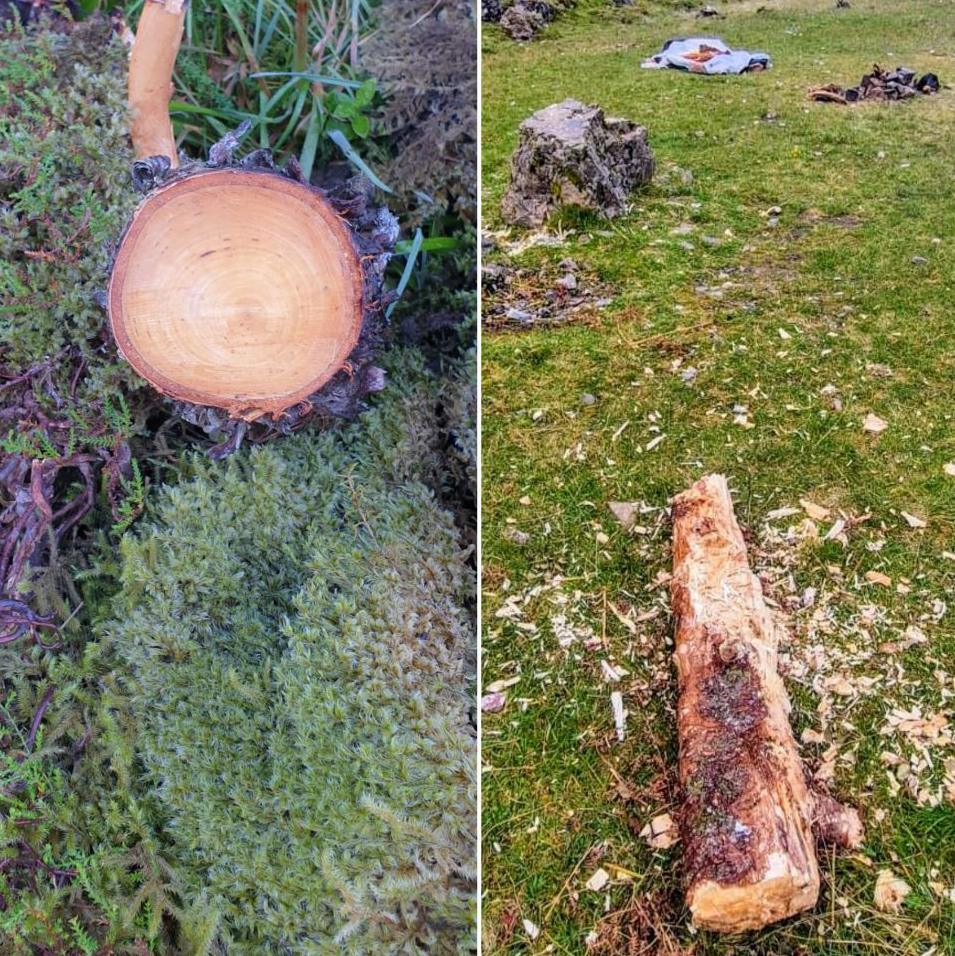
[681,656,771,886]
[681,731,762,886]
[698,657,768,734]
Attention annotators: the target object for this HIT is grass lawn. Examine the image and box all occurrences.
[480,1,955,952]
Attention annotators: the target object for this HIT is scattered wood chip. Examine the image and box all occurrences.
[504,526,530,545]
[945,462,955,478]
[865,570,892,588]
[600,660,629,683]
[863,413,888,434]
[800,499,831,521]
[523,918,540,941]
[766,505,801,521]
[640,813,679,849]
[611,691,626,742]
[824,517,847,545]
[900,511,926,529]
[874,869,911,913]
[486,676,520,694]
[608,501,638,529]
[585,867,611,892]
[608,601,638,634]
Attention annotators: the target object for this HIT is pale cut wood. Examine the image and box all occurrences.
[129,0,186,166]
[108,169,364,420]
[671,474,820,932]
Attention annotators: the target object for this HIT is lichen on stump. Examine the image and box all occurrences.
[501,98,654,227]
[670,474,862,933]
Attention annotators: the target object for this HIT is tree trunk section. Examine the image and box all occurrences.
[110,0,395,441]
[670,474,820,932]
[108,168,365,420]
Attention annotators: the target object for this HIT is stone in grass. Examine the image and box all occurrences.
[501,99,654,227]
[500,3,550,41]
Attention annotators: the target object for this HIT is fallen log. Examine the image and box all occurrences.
[109,0,396,449]
[670,475,862,932]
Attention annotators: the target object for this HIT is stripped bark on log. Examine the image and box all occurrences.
[670,474,862,932]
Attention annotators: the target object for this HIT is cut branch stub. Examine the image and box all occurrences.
[108,168,365,421]
[128,0,186,166]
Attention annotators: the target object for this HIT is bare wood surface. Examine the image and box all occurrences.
[108,169,364,420]
[129,0,186,165]
[670,474,821,932]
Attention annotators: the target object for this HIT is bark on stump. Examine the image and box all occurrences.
[670,474,862,932]
[501,99,654,227]
[499,3,548,41]
[109,0,396,455]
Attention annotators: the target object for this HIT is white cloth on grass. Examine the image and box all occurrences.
[641,36,772,75]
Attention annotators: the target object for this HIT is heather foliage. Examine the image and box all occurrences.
[101,350,477,953]
[0,17,137,396]
[365,0,477,222]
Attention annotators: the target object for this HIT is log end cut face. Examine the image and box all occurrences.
[108,169,363,420]
[689,863,820,933]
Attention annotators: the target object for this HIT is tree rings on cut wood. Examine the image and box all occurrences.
[108,168,366,421]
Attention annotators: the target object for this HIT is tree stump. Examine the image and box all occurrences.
[670,475,862,932]
[501,99,654,227]
[109,0,396,453]
[109,168,366,421]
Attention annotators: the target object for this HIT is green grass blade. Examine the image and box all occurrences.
[327,129,392,193]
[299,104,320,183]
[386,228,423,318]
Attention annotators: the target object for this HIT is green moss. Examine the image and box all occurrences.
[0,16,139,399]
[99,350,477,954]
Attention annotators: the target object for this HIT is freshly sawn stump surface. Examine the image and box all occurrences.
[109,168,364,421]
[670,474,862,933]
[107,0,396,453]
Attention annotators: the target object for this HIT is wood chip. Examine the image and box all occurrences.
[863,413,888,434]
[800,499,831,521]
[608,501,638,529]
[874,869,911,913]
[766,505,801,521]
[585,867,611,892]
[640,813,679,849]
[608,602,638,634]
[611,691,626,742]
[945,462,955,478]
[486,676,520,693]
[900,511,926,529]
[600,660,628,683]
[824,518,847,544]
[865,570,892,587]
